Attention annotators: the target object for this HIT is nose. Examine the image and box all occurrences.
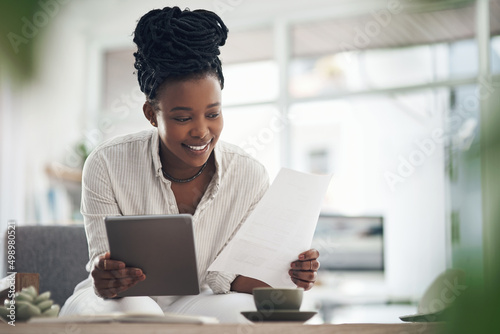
[189,118,209,139]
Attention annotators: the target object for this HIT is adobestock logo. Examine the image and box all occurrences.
[7,0,71,54]
[384,129,444,192]
[212,0,246,15]
[339,0,414,63]
[238,114,287,158]
[383,76,497,192]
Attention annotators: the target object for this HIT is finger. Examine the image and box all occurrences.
[290,277,314,291]
[97,275,146,290]
[110,277,144,295]
[290,259,320,271]
[94,252,110,267]
[289,269,317,283]
[298,249,320,261]
[98,283,129,299]
[93,268,144,280]
[96,275,146,298]
[97,257,126,271]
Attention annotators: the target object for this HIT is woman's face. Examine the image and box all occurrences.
[146,75,223,172]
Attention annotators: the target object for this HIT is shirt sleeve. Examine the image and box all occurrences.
[206,173,270,294]
[81,150,122,272]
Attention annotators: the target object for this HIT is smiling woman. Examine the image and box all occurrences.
[146,77,223,185]
[59,6,320,323]
[145,77,224,214]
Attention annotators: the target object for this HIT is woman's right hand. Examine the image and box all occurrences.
[91,252,146,299]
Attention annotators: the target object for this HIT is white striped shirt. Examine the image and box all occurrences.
[81,129,269,294]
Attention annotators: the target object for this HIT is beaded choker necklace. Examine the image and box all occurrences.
[162,161,208,183]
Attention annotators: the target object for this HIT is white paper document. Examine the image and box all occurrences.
[208,168,332,287]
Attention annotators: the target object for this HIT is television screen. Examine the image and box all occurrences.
[311,215,384,271]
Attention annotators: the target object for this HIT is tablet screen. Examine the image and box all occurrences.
[105,214,200,297]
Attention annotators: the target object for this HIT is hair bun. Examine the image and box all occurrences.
[133,6,228,100]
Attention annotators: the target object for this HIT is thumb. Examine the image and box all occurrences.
[94,252,111,267]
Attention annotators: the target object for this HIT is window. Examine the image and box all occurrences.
[491,35,500,73]
[289,89,447,215]
[222,61,278,105]
[290,39,481,99]
[220,104,281,178]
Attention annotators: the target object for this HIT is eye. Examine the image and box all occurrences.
[174,117,191,122]
[207,113,220,119]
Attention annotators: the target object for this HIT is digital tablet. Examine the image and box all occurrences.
[104,214,200,297]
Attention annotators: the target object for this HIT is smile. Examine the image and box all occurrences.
[183,139,212,152]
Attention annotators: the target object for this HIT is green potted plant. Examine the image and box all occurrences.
[0,286,60,322]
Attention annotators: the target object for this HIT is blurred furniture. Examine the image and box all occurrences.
[5,225,89,306]
[312,215,384,271]
[15,273,40,293]
[45,162,84,221]
[311,215,388,322]
[0,273,39,303]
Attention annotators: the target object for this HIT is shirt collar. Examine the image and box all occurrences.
[151,128,164,178]
[211,142,222,191]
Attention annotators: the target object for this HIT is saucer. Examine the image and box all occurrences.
[241,310,317,323]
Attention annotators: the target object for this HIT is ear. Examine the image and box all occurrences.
[143,101,157,127]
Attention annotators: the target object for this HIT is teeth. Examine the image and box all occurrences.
[187,142,209,151]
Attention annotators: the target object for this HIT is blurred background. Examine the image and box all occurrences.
[1,0,499,324]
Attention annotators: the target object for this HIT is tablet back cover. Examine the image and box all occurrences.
[105,214,200,297]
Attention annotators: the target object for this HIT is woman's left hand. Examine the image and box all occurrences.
[289,249,320,291]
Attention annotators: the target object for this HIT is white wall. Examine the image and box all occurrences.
[15,1,87,224]
[0,67,26,274]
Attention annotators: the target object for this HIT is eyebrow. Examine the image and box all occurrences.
[169,102,220,112]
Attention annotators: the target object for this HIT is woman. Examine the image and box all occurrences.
[61,6,319,323]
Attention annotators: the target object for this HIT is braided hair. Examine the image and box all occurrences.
[133,6,228,103]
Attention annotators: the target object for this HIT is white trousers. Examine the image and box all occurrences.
[60,278,254,323]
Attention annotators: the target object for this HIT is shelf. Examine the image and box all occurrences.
[45,162,82,183]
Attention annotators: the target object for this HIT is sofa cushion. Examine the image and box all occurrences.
[6,225,89,307]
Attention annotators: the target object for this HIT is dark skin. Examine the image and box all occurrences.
[91,75,320,299]
[92,252,146,298]
[169,154,216,215]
